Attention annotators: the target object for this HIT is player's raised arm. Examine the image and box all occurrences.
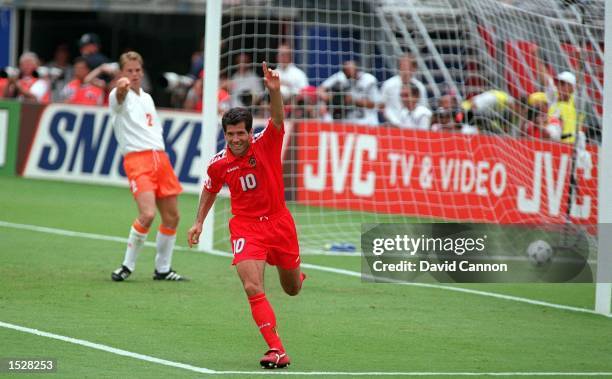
[262,61,283,129]
[187,187,217,248]
[115,77,130,105]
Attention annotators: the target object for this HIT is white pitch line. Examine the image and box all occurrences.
[0,321,215,374]
[0,220,609,318]
[2,320,612,378]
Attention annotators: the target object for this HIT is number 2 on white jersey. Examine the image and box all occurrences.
[239,173,257,191]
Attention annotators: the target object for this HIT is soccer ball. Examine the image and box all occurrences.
[526,240,553,266]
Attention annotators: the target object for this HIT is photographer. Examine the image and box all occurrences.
[276,43,309,103]
[430,93,473,134]
[317,60,380,126]
[48,43,72,102]
[230,53,263,110]
[381,53,428,126]
[83,62,120,105]
[391,83,432,130]
[62,57,104,105]
[183,71,231,115]
[3,52,50,103]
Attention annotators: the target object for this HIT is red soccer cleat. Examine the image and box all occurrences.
[260,349,290,369]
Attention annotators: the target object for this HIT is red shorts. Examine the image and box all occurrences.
[123,150,183,198]
[229,209,301,270]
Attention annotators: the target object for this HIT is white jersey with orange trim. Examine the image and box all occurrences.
[109,87,165,154]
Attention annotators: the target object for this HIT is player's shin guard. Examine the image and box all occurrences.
[248,293,284,352]
[155,225,176,273]
[123,220,149,272]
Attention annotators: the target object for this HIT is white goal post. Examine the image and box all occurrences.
[595,1,612,316]
[198,0,223,252]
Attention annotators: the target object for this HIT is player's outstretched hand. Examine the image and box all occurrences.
[262,61,280,92]
[116,77,130,91]
[187,223,203,248]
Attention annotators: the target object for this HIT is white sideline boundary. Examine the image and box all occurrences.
[0,220,609,318]
[1,220,612,376]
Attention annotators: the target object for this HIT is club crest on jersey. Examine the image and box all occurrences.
[249,156,256,167]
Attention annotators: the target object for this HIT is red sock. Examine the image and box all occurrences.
[248,293,284,351]
[299,272,306,290]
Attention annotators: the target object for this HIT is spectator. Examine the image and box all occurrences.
[381,53,428,125]
[84,62,120,105]
[48,43,73,102]
[183,71,231,114]
[429,94,475,134]
[463,89,512,114]
[188,37,205,79]
[461,89,519,134]
[318,60,380,126]
[391,83,431,129]
[62,57,105,105]
[275,43,309,102]
[0,67,17,99]
[4,52,50,103]
[292,85,326,119]
[48,43,73,76]
[522,92,561,140]
[79,33,109,70]
[431,94,457,131]
[230,53,263,108]
[545,71,580,144]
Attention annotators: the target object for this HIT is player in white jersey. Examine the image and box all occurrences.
[109,51,186,282]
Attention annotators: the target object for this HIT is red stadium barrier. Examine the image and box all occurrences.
[295,121,598,226]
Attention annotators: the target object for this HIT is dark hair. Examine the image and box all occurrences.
[73,56,88,66]
[409,83,420,97]
[400,83,420,99]
[527,105,546,122]
[222,107,253,132]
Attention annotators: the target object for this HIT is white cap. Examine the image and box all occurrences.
[557,71,576,86]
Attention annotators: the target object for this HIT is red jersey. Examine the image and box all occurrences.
[205,119,286,218]
[524,121,545,139]
[63,79,104,105]
[18,76,50,103]
[194,89,231,112]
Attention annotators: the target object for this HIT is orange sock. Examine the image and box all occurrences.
[132,219,149,234]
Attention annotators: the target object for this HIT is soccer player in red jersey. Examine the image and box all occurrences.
[187,62,304,369]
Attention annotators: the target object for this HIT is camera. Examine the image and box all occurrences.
[159,72,194,91]
[0,66,64,81]
[238,90,253,107]
[328,82,351,120]
[0,66,20,79]
[433,107,466,130]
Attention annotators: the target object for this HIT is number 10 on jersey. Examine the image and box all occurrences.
[239,173,257,191]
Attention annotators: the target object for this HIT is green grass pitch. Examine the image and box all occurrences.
[0,176,611,378]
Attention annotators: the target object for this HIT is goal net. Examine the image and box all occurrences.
[204,0,603,268]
